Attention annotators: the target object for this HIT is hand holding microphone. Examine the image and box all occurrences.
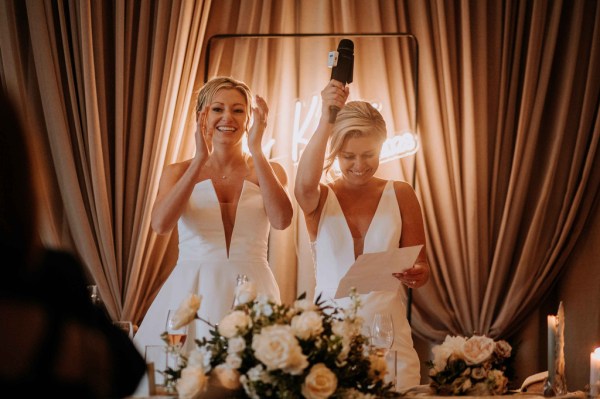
[327,39,354,123]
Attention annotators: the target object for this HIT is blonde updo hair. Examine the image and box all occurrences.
[324,101,387,174]
[196,76,253,127]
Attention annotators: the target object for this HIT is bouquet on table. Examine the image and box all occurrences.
[427,334,513,396]
[162,282,398,399]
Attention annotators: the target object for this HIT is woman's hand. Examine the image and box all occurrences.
[393,262,429,289]
[247,95,268,155]
[194,105,212,161]
[320,79,349,123]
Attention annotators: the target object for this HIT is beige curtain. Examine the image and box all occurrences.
[406,0,600,341]
[0,0,213,322]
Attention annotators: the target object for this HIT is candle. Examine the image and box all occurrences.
[591,347,600,397]
[547,315,557,380]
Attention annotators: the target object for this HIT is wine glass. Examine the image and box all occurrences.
[165,309,188,349]
[371,313,394,357]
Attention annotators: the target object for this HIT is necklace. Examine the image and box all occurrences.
[207,154,250,182]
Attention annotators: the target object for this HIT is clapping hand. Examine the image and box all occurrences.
[195,105,212,160]
[247,95,268,155]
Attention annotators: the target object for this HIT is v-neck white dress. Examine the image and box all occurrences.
[313,180,420,389]
[134,179,281,354]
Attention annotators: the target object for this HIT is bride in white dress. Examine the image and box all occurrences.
[134,77,293,356]
[295,80,430,389]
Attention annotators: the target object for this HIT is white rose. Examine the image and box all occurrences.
[246,364,272,383]
[253,294,274,316]
[368,354,387,381]
[235,281,257,304]
[251,325,308,375]
[294,298,317,312]
[172,294,202,329]
[213,364,242,390]
[463,335,495,365]
[176,366,207,399]
[301,363,338,399]
[187,348,206,368]
[431,344,454,372]
[218,310,252,338]
[225,353,242,369]
[442,335,467,355]
[291,310,324,340]
[227,336,246,353]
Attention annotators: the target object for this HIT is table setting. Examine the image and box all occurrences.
[131,283,597,399]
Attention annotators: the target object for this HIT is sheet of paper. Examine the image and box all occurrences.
[334,245,423,298]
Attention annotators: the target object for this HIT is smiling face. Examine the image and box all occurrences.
[337,135,383,183]
[207,88,249,146]
[324,101,387,178]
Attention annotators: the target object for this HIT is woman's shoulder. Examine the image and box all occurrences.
[391,179,415,193]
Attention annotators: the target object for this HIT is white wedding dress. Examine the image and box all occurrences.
[134,179,281,355]
[312,180,420,389]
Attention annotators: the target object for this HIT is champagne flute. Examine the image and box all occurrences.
[371,313,394,357]
[165,309,188,349]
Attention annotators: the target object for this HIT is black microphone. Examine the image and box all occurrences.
[328,39,354,123]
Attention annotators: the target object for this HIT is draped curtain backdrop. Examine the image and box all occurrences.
[0,0,213,322]
[1,0,599,375]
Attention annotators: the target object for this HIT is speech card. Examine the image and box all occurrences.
[334,245,423,298]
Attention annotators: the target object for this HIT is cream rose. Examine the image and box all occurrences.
[291,310,324,340]
[213,364,242,390]
[172,294,202,329]
[176,366,207,399]
[187,348,207,368]
[218,310,252,338]
[294,298,317,312]
[463,335,495,365]
[431,343,454,372]
[225,353,242,369]
[251,325,308,375]
[301,363,338,399]
[227,336,246,354]
[442,334,467,355]
[494,340,512,359]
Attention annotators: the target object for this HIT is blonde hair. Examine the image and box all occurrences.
[324,101,387,174]
[195,76,253,123]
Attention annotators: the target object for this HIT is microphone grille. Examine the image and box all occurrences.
[338,39,354,52]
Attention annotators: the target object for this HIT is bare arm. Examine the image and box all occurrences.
[247,95,293,230]
[151,107,211,234]
[294,80,349,215]
[392,181,430,288]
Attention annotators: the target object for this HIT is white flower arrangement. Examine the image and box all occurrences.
[162,284,399,399]
[427,334,513,396]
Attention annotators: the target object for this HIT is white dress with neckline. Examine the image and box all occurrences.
[312,180,420,389]
[133,179,281,355]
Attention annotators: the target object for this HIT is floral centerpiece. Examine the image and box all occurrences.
[426,334,513,396]
[163,282,398,399]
